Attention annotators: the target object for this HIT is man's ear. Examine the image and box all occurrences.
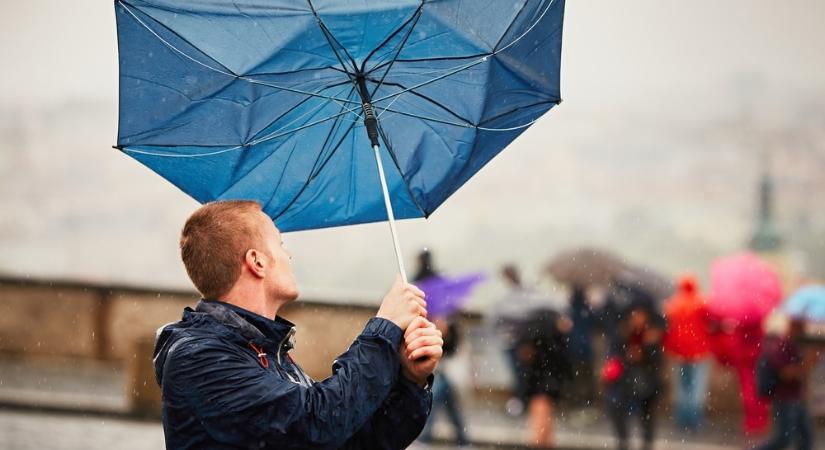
[245,249,267,278]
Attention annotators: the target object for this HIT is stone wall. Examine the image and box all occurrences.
[0,276,386,380]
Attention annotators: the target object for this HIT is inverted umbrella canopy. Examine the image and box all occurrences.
[415,272,486,318]
[115,0,565,234]
[546,247,625,286]
[708,253,783,325]
[783,285,825,323]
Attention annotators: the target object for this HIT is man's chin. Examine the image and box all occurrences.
[285,289,300,302]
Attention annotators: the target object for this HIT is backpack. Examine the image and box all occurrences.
[755,352,778,399]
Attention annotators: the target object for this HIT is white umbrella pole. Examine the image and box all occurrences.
[371,144,409,284]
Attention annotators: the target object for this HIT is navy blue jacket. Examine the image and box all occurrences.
[154,300,431,449]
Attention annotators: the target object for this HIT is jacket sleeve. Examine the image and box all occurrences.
[342,373,433,449]
[163,317,404,449]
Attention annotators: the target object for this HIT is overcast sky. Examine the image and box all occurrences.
[1,0,824,304]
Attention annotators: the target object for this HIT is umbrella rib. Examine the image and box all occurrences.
[246,79,352,144]
[119,1,237,75]
[244,65,343,78]
[306,0,358,76]
[307,86,358,178]
[367,4,424,99]
[492,1,529,52]
[124,108,356,158]
[361,1,424,74]
[367,78,474,126]
[218,87,357,203]
[118,1,357,107]
[371,0,559,104]
[248,94,358,147]
[476,99,559,129]
[272,115,358,222]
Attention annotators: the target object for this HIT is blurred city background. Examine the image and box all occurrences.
[1,1,824,449]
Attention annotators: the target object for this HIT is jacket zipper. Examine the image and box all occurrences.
[277,327,296,366]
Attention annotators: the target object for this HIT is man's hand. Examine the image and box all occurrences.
[400,317,443,387]
[377,275,427,330]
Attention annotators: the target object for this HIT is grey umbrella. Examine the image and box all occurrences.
[617,265,675,301]
[546,247,627,287]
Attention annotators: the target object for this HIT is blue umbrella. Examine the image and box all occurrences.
[115,0,565,280]
[783,285,825,322]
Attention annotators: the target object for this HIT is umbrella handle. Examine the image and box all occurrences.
[372,144,409,284]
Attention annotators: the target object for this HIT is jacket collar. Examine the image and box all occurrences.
[194,299,295,352]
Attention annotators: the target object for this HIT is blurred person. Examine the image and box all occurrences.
[154,201,443,450]
[414,248,437,281]
[663,274,711,432]
[602,302,665,450]
[492,264,547,416]
[708,315,771,434]
[754,318,819,450]
[414,249,469,446]
[418,316,468,446]
[596,279,664,354]
[567,285,596,404]
[517,309,573,448]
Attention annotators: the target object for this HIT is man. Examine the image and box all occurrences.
[154,200,443,449]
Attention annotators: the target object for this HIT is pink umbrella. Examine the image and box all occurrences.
[708,252,783,325]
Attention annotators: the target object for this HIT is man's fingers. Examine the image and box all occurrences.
[405,326,441,343]
[409,345,443,361]
[404,316,432,338]
[406,283,425,298]
[405,336,443,354]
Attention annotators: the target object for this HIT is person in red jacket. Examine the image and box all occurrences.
[663,274,711,432]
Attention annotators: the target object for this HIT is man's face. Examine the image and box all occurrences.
[257,211,299,303]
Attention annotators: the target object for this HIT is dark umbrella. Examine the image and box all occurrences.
[617,265,675,302]
[546,247,626,286]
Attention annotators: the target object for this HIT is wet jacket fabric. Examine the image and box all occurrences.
[663,275,711,361]
[154,300,431,450]
[762,336,804,401]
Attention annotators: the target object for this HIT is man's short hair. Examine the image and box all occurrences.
[180,200,265,299]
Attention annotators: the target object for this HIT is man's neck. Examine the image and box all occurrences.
[221,288,283,320]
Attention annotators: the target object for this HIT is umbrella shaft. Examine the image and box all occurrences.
[372,144,408,284]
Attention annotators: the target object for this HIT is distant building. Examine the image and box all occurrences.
[749,172,783,252]
[748,170,806,291]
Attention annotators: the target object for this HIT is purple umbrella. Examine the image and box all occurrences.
[416,273,487,318]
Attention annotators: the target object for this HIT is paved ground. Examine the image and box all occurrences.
[0,407,753,450]
[1,358,823,450]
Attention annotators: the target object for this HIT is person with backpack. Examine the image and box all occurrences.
[754,317,817,450]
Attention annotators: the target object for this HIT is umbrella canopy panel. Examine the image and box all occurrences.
[116,0,565,232]
[708,253,783,324]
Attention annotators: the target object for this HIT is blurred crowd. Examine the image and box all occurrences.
[413,248,824,450]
